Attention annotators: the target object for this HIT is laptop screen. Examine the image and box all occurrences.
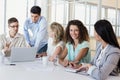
[9,47,37,62]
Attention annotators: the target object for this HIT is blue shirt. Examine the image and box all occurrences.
[23,16,48,52]
[66,41,91,63]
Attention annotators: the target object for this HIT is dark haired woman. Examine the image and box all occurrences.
[76,19,120,80]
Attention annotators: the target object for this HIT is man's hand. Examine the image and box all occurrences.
[3,42,11,53]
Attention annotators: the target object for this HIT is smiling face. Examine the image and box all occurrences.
[69,25,79,40]
[8,22,19,37]
[31,13,40,23]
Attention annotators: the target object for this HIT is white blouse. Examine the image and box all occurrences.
[96,45,108,67]
[47,37,65,56]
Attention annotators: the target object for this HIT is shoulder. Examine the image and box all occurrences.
[105,46,120,66]
[39,16,47,23]
[41,16,46,20]
[81,41,89,45]
[78,41,89,48]
[66,42,71,46]
[59,41,65,45]
[0,34,6,39]
[56,41,65,49]
[107,45,120,54]
[57,41,65,47]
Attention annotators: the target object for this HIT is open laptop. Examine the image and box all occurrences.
[8,47,37,63]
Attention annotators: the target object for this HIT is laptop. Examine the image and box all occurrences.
[8,47,37,63]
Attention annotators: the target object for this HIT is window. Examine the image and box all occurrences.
[51,0,68,25]
[0,0,4,34]
[0,0,35,34]
[6,0,27,34]
[75,3,85,23]
[0,0,120,37]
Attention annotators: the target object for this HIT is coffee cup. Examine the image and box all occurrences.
[42,56,48,66]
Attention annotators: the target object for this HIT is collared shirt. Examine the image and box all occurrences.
[96,45,108,67]
[87,44,109,75]
[66,41,91,63]
[0,33,28,56]
[24,16,48,51]
[47,37,65,56]
[6,33,21,42]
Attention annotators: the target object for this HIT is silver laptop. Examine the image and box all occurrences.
[9,47,37,63]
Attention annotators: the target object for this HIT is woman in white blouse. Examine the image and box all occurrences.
[47,22,65,62]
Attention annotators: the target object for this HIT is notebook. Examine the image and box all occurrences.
[8,47,37,63]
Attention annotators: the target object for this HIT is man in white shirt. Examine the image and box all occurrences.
[0,17,28,56]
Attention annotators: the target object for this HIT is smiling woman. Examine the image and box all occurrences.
[59,19,91,68]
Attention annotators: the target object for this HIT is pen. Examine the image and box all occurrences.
[5,64,16,66]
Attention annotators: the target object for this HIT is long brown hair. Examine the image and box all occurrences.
[65,20,89,44]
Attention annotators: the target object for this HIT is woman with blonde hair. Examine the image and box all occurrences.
[47,22,65,61]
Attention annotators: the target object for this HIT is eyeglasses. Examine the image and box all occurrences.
[9,25,18,28]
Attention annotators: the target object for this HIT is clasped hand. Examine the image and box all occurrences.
[69,62,92,72]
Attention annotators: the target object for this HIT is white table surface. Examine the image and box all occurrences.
[0,57,120,80]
